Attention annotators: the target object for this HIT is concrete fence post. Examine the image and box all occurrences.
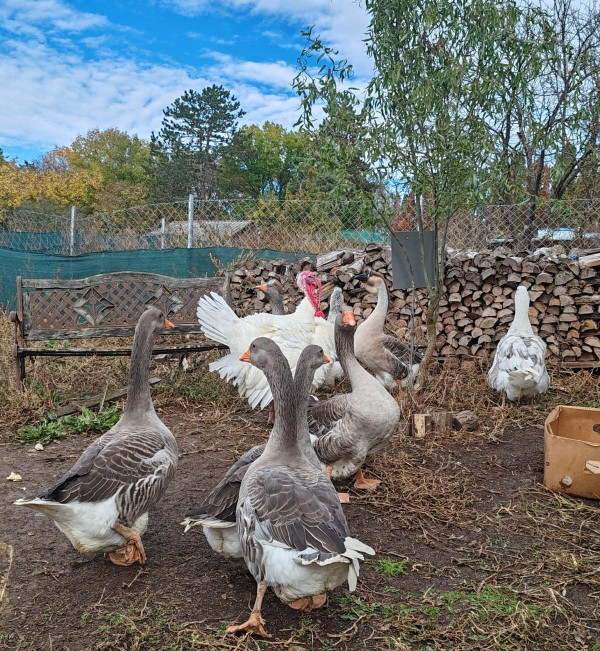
[161,217,166,250]
[69,205,76,256]
[187,194,194,248]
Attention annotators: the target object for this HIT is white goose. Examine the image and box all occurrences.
[14,308,178,565]
[197,271,340,409]
[487,285,549,404]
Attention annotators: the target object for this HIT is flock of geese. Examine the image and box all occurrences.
[13,268,550,637]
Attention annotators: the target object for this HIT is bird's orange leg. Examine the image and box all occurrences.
[226,583,271,638]
[326,465,350,503]
[353,468,381,491]
[106,522,146,566]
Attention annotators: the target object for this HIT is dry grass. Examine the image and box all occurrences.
[2,308,600,649]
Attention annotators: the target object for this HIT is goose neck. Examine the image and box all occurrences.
[263,360,300,457]
[336,324,369,383]
[364,282,388,332]
[293,361,321,464]
[509,290,534,334]
[124,323,158,417]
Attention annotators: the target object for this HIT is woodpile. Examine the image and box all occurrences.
[226,242,600,364]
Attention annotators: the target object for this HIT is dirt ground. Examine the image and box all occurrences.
[0,322,600,650]
[1,382,600,650]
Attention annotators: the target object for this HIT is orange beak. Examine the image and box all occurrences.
[239,349,251,363]
[342,310,356,326]
[323,353,331,363]
[255,283,268,292]
[164,318,174,329]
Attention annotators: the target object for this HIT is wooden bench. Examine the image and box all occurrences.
[10,272,230,391]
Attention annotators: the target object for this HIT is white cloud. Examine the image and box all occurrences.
[0,38,304,154]
[0,0,109,36]
[164,0,372,75]
[203,51,296,90]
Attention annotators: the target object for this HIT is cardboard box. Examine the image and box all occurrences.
[544,405,600,499]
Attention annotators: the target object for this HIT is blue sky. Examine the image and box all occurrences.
[0,0,371,163]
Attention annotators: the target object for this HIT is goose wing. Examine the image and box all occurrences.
[242,467,349,560]
[39,428,176,506]
[382,335,423,364]
[488,333,548,390]
[307,395,349,436]
[185,444,264,524]
[199,293,317,408]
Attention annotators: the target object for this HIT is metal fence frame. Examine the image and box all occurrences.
[2,196,600,256]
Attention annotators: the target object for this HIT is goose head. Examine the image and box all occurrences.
[296,270,325,317]
[353,268,386,294]
[255,279,284,296]
[138,306,174,336]
[298,344,331,373]
[240,337,329,371]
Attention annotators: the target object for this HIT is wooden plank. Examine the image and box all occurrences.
[19,343,227,357]
[53,377,162,417]
[21,272,225,291]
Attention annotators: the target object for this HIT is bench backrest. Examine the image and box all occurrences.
[16,272,228,341]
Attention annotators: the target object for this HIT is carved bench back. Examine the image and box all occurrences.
[17,272,226,341]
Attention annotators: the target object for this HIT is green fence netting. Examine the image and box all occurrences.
[0,246,314,310]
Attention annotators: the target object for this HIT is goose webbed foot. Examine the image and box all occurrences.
[106,522,146,566]
[353,468,381,491]
[288,593,327,611]
[227,584,271,638]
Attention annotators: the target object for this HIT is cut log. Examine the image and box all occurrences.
[578,252,600,268]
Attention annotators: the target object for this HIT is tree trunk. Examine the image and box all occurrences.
[414,283,440,393]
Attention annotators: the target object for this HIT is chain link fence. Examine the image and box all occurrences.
[2,197,600,256]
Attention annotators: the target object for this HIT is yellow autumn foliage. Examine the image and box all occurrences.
[0,160,102,210]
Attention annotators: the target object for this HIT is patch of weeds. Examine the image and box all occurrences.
[591,639,600,651]
[16,406,120,444]
[435,585,543,619]
[30,380,67,407]
[176,374,232,402]
[336,595,397,622]
[383,586,401,594]
[63,406,119,433]
[16,417,67,445]
[44,339,70,350]
[376,557,409,576]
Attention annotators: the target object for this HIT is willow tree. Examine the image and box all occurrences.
[295,0,526,383]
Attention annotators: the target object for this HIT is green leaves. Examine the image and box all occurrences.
[16,406,120,445]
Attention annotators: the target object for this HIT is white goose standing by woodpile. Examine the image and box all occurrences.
[487,285,549,405]
[226,338,374,638]
[197,271,340,410]
[14,307,179,565]
[352,268,423,390]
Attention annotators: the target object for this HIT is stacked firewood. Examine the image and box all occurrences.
[226,243,600,363]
